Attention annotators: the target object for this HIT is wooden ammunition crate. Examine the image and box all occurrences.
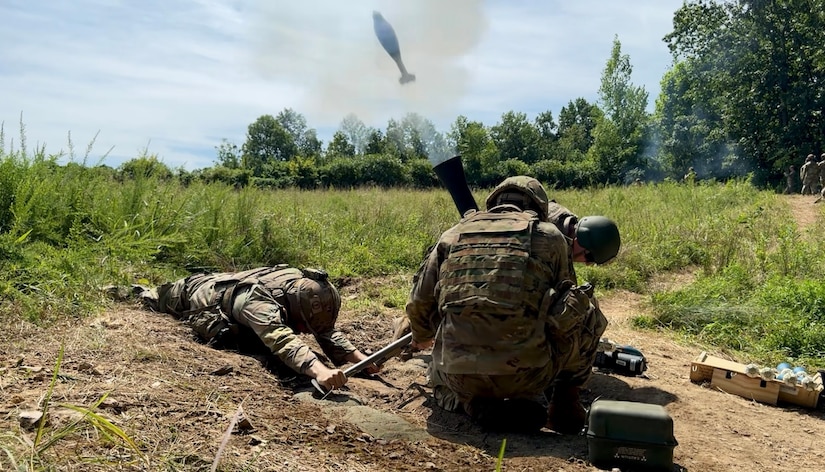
[689,352,822,409]
[778,382,821,409]
[710,368,779,405]
[690,351,747,382]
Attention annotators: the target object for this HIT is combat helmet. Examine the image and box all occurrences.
[485,176,549,220]
[576,216,621,264]
[286,268,341,334]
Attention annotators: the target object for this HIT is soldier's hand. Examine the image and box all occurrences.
[349,351,381,375]
[364,362,381,374]
[316,368,347,390]
[411,338,434,351]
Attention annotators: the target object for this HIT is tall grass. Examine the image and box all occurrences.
[1,139,824,368]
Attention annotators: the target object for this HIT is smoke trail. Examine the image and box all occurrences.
[245,0,488,147]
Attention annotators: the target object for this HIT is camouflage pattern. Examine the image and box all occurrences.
[546,200,579,278]
[545,282,608,388]
[818,158,825,192]
[485,176,550,221]
[153,266,356,376]
[800,156,819,195]
[435,208,557,374]
[784,166,798,194]
[406,202,607,413]
[430,358,553,413]
[546,201,578,238]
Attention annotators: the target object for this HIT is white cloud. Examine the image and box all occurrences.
[0,0,684,170]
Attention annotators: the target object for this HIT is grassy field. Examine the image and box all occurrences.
[1,148,824,370]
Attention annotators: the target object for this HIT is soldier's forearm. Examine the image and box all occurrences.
[304,358,331,379]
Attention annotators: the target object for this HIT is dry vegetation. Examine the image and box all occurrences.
[3,260,825,472]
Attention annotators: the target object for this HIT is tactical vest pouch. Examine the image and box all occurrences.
[545,282,597,343]
[252,267,306,327]
[186,309,235,346]
[438,211,537,317]
[156,280,186,317]
[217,265,291,314]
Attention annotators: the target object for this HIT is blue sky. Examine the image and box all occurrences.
[0,0,686,170]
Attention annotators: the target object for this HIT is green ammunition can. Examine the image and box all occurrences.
[586,399,678,471]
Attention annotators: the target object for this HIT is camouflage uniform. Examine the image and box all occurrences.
[800,155,819,195]
[544,200,609,382]
[547,200,581,277]
[783,166,798,194]
[818,155,825,193]
[406,201,607,425]
[147,265,357,376]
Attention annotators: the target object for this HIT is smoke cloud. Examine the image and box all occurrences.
[245,0,488,144]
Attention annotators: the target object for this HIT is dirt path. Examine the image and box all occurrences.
[783,194,821,231]
[1,195,822,472]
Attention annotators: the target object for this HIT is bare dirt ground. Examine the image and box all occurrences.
[1,195,823,472]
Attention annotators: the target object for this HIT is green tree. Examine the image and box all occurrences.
[275,108,322,157]
[534,110,559,161]
[383,113,447,162]
[489,111,541,164]
[557,98,602,158]
[242,115,297,176]
[364,129,386,155]
[448,115,493,183]
[589,36,650,183]
[326,131,356,158]
[339,113,370,155]
[653,61,735,179]
[384,118,405,159]
[664,0,825,185]
[215,139,241,169]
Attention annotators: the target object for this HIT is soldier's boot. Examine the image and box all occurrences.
[546,385,586,435]
[102,285,131,302]
[467,398,547,434]
[137,287,159,311]
[102,284,157,310]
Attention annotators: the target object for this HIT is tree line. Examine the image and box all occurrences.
[119,1,825,191]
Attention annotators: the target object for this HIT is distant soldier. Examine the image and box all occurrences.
[800,154,819,195]
[683,167,697,185]
[818,153,825,193]
[783,165,798,194]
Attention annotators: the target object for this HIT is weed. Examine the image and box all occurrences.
[495,438,507,471]
[0,344,145,470]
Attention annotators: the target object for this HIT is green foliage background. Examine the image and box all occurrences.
[1,147,824,370]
